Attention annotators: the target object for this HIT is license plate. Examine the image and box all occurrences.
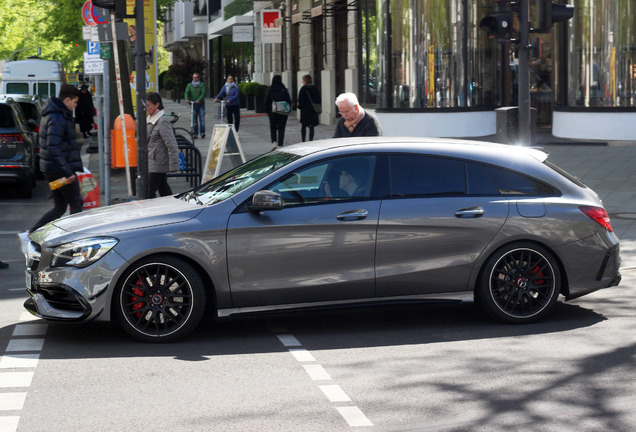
[25,271,32,289]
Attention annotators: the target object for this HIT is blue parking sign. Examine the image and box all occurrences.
[87,41,100,55]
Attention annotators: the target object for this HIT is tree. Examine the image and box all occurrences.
[0,0,178,70]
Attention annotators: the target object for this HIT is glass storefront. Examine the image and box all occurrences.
[567,0,636,107]
[364,0,500,109]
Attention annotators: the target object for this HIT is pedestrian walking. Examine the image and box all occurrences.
[18,84,84,253]
[146,92,180,198]
[76,84,95,138]
[213,75,240,131]
[298,74,321,142]
[184,72,207,138]
[265,75,292,150]
[333,92,382,138]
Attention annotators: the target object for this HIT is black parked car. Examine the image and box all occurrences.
[0,98,37,197]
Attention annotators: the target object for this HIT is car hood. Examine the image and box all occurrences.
[34,196,203,240]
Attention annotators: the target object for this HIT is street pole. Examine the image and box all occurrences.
[518,0,532,145]
[135,0,148,199]
[103,57,111,205]
[110,12,133,197]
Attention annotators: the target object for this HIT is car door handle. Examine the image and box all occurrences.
[337,209,369,220]
[454,207,485,218]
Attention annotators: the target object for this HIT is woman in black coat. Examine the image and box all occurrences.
[265,75,292,150]
[297,74,321,142]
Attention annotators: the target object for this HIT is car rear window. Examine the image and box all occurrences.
[5,83,29,94]
[544,160,587,188]
[0,105,16,128]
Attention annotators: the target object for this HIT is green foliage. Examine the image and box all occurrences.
[224,0,252,20]
[0,0,178,70]
[165,53,206,94]
[255,84,269,98]
[241,82,259,96]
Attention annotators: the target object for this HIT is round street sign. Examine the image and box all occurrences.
[82,0,96,26]
[90,2,110,25]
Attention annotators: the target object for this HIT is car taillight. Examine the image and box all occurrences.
[0,133,24,143]
[579,206,613,232]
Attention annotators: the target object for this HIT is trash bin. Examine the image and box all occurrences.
[495,107,537,145]
[111,114,137,168]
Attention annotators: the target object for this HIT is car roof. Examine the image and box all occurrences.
[0,93,43,106]
[280,136,549,166]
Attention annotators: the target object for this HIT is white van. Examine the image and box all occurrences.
[0,57,66,99]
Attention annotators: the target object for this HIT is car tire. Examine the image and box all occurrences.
[16,179,33,198]
[476,242,561,324]
[115,255,206,342]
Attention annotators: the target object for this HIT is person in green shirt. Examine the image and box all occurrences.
[184,72,207,138]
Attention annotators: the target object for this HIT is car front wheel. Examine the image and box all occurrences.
[115,255,206,342]
[477,243,561,323]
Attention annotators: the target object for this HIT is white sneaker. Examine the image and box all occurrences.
[271,143,278,151]
[17,231,30,255]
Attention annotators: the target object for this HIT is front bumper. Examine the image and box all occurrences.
[24,240,127,322]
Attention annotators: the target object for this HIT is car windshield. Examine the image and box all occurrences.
[179,151,301,205]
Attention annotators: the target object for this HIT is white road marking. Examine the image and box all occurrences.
[336,406,374,427]
[0,372,34,388]
[0,393,27,411]
[319,385,352,402]
[0,354,40,369]
[302,364,332,381]
[289,348,316,362]
[0,416,20,432]
[12,324,47,337]
[6,338,44,352]
[276,334,301,347]
[270,322,373,427]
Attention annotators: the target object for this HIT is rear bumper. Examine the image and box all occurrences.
[557,236,621,300]
[0,166,31,184]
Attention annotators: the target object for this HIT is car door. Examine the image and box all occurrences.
[227,155,380,308]
[375,155,510,297]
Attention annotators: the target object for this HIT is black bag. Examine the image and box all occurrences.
[307,91,322,114]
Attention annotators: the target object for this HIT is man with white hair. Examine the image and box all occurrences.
[333,92,382,138]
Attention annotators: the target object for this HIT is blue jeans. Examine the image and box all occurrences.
[192,103,205,135]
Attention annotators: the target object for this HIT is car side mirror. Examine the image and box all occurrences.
[248,190,284,212]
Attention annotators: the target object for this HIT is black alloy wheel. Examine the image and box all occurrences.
[477,243,561,323]
[116,255,206,342]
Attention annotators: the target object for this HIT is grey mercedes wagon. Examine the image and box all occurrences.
[23,138,621,342]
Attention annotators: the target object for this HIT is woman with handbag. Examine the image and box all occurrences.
[298,74,321,142]
[265,75,292,150]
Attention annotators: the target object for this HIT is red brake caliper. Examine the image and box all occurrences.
[531,263,544,286]
[131,280,145,318]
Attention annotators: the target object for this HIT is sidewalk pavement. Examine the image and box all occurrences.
[86,98,636,268]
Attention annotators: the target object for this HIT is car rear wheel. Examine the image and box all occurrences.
[115,255,206,342]
[477,243,561,323]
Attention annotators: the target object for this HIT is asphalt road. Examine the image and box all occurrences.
[1,180,635,431]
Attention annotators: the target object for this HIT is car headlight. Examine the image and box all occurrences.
[51,237,119,268]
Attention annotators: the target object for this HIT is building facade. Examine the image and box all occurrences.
[163,0,636,140]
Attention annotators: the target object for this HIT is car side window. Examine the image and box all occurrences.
[389,155,465,196]
[270,155,376,205]
[478,163,559,196]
